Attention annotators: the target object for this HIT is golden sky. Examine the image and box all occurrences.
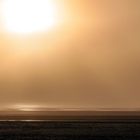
[0,0,140,110]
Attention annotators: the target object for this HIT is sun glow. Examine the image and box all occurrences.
[1,0,58,34]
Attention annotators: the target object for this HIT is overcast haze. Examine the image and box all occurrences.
[0,0,140,110]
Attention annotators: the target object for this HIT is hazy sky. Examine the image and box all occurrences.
[0,0,140,110]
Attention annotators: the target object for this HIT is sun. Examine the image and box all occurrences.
[1,0,57,34]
